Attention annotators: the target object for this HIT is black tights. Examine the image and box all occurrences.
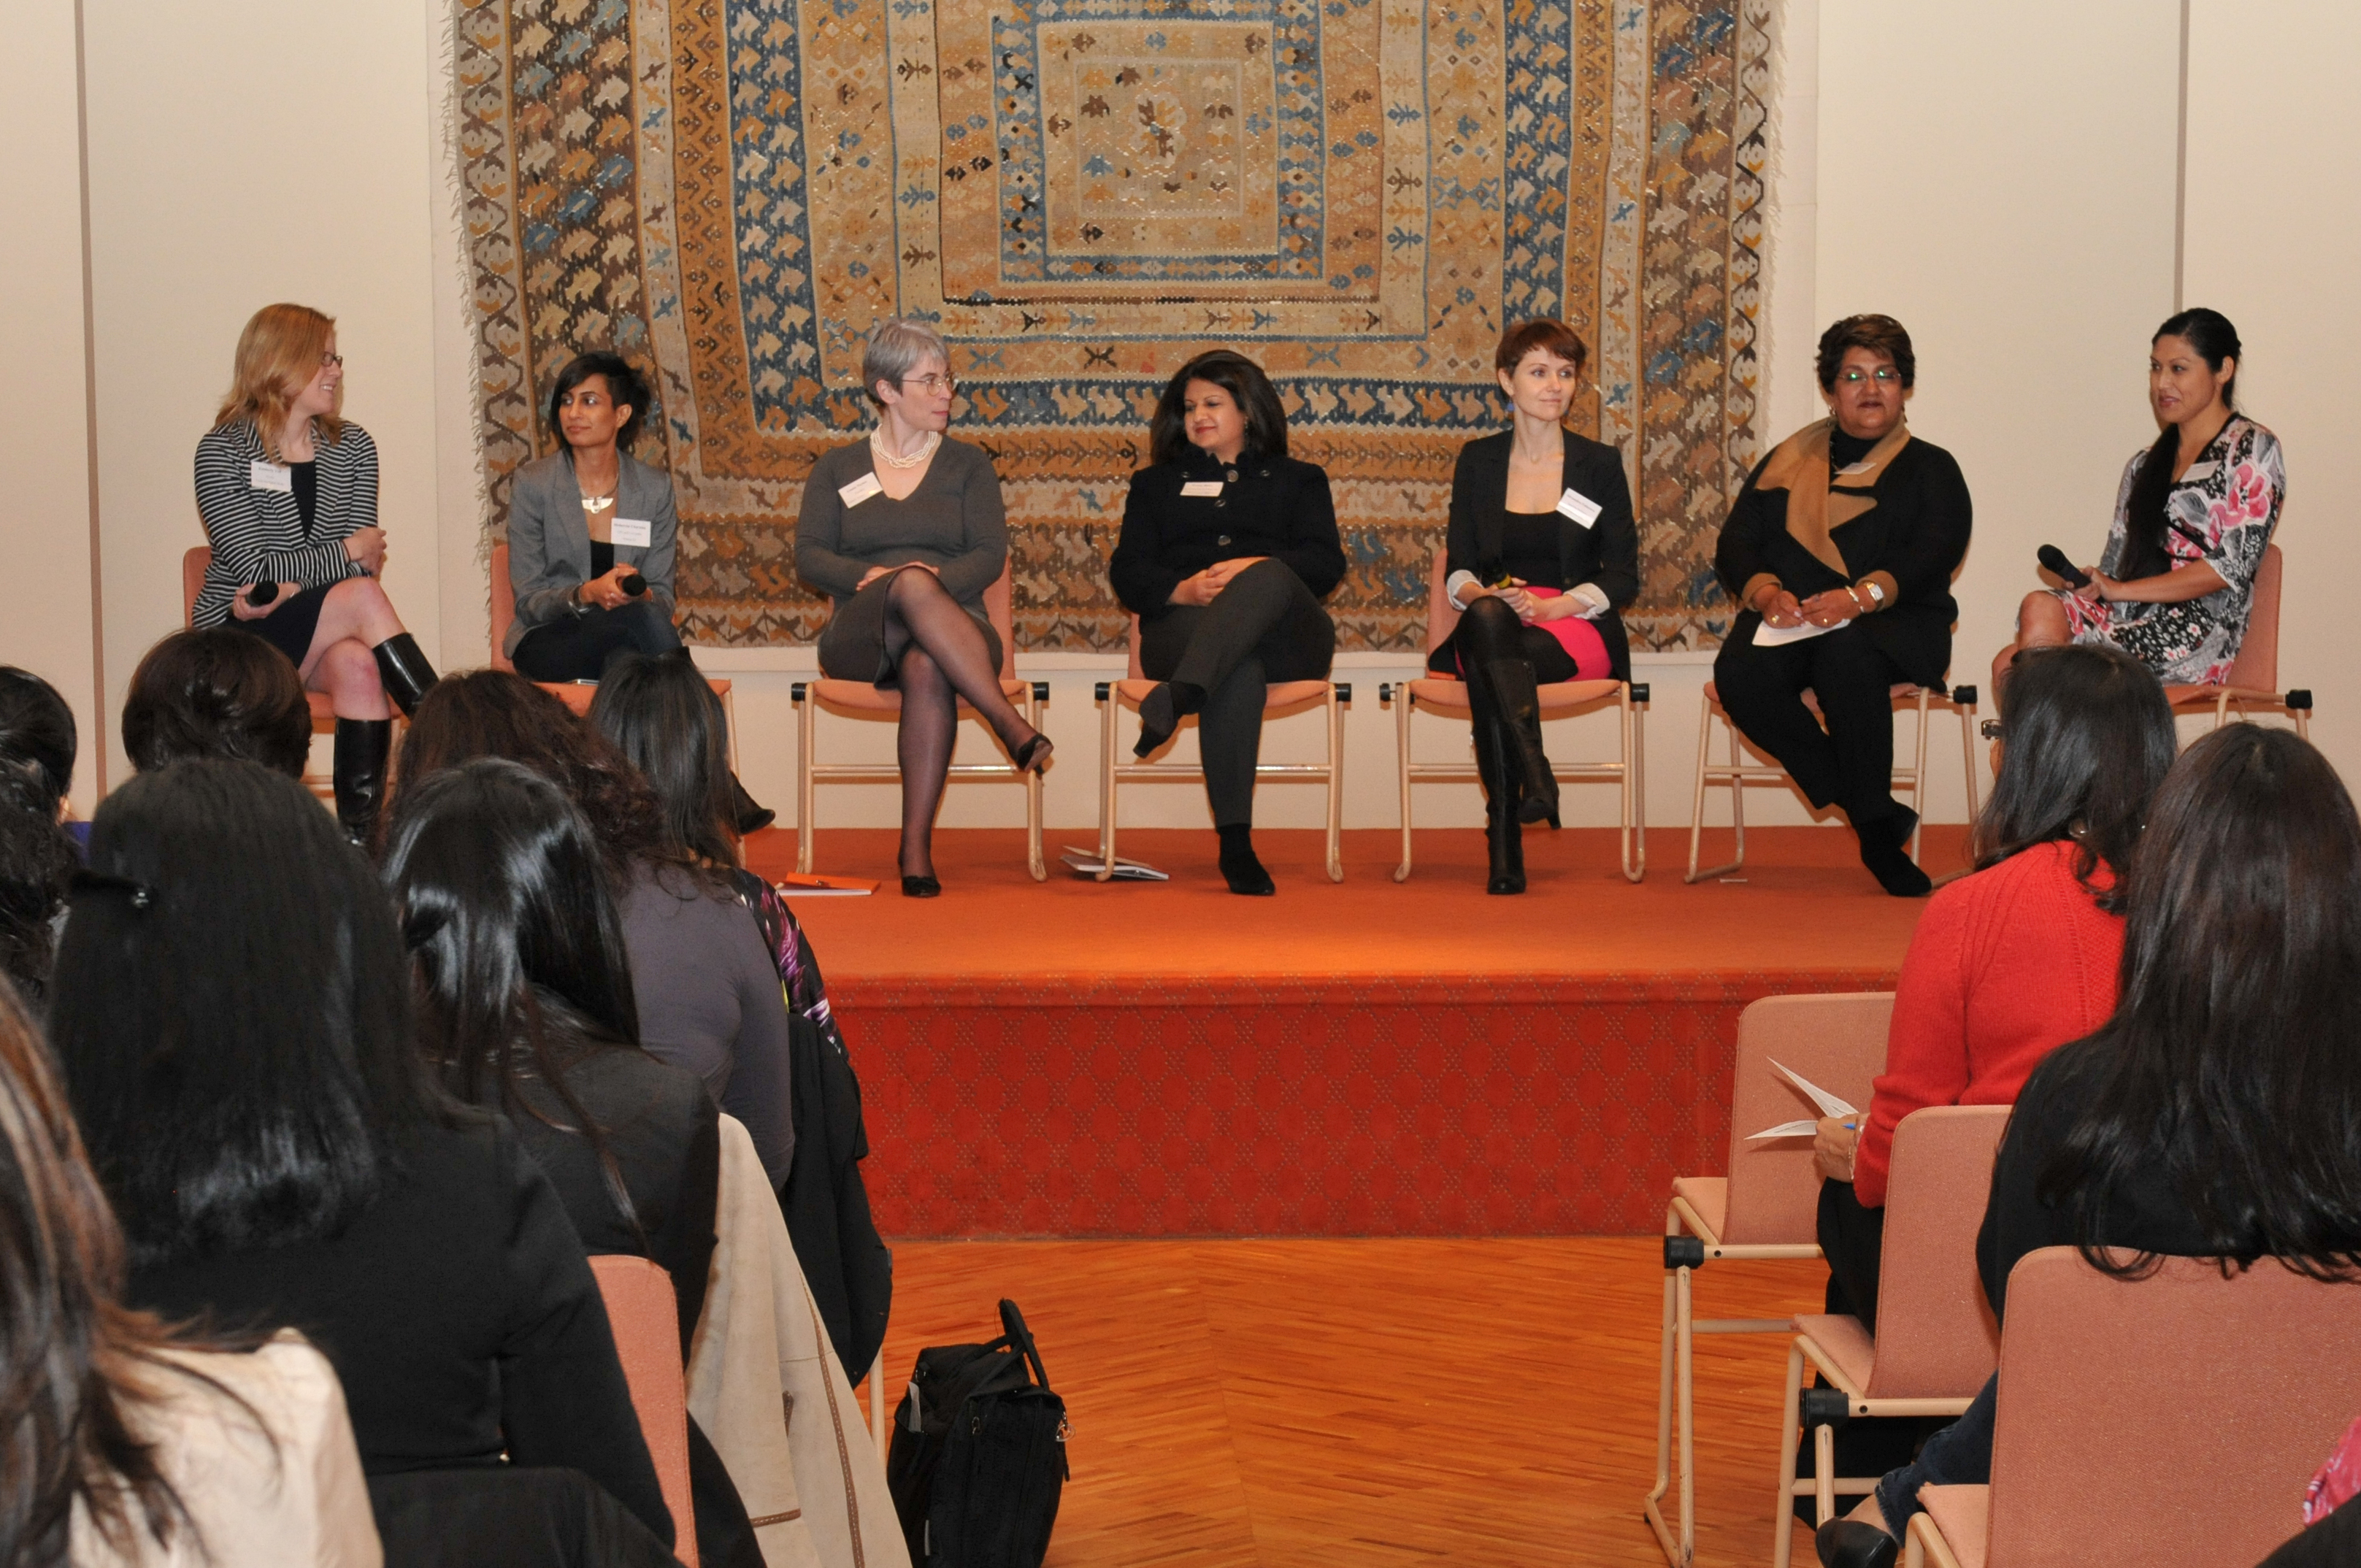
[881,569,1040,878]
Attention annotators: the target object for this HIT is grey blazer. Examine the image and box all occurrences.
[504,450,680,658]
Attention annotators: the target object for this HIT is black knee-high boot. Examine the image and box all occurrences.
[729,774,776,835]
[1473,711,1525,895]
[333,718,392,850]
[370,634,439,719]
[1481,659,1559,827]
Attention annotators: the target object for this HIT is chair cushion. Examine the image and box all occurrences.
[1703,680,1922,716]
[1407,677,1623,715]
[1114,678,1330,712]
[1792,1313,1876,1395]
[813,677,1025,713]
[1915,1485,1989,1568]
[1669,1176,1727,1246]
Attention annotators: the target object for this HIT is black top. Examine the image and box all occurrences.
[1495,512,1564,585]
[1713,426,1973,688]
[591,539,615,579]
[1443,427,1641,681]
[127,1115,674,1550]
[291,460,318,537]
[1976,1042,2271,1323]
[1109,446,1347,618]
[509,1039,722,1361]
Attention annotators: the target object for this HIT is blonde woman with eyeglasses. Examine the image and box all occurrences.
[191,303,439,846]
[794,318,1051,896]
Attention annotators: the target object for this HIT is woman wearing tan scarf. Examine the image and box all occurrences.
[1711,315,1973,896]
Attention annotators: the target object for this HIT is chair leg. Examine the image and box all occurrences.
[720,684,742,774]
[1097,687,1119,883]
[1773,1340,1808,1568]
[796,688,816,876]
[1957,693,1980,820]
[1815,1421,1838,1524]
[1644,1204,1697,1567]
[1907,688,1930,864]
[1623,690,1647,883]
[1325,684,1345,883]
[1024,684,1046,882]
[1392,686,1415,883]
[1686,702,1744,883]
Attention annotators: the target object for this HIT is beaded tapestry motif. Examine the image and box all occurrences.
[455,0,1776,651]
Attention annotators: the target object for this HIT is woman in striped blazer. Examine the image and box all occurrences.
[192,304,438,845]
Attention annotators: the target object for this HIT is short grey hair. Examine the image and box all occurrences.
[862,318,949,405]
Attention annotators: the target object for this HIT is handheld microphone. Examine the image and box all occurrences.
[247,580,281,607]
[2037,545,2091,590]
[620,573,648,597]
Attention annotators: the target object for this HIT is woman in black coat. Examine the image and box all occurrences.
[1109,350,1346,895]
[1711,314,1973,898]
[1436,320,1639,893]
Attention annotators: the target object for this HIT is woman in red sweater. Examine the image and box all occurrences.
[1813,642,2176,1325]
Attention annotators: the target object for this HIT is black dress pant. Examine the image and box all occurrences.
[1818,1177,1886,1331]
[1138,558,1335,826]
[512,599,682,683]
[1711,623,1910,824]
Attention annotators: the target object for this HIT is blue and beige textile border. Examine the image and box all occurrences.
[455,0,1776,651]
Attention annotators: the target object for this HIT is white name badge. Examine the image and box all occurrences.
[1180,480,1224,498]
[250,460,293,493]
[611,517,653,548]
[1556,487,1602,528]
[838,472,885,507]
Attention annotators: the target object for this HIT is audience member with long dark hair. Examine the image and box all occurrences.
[0,667,79,1007]
[45,759,675,1557]
[0,973,382,1566]
[1108,348,1346,895]
[120,629,312,778]
[1995,308,2284,691]
[393,669,799,1190]
[383,756,764,1567]
[794,317,1050,896]
[1818,724,2361,1568]
[591,650,892,1376]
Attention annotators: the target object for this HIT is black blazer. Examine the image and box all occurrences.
[1110,447,1346,618]
[1443,428,1641,681]
[1713,434,1973,689]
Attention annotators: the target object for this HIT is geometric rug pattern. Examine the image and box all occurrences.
[454,0,1777,652]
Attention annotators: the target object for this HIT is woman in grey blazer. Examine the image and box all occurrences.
[506,353,684,680]
[795,318,1051,897]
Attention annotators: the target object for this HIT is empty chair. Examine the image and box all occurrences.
[2162,542,2313,737]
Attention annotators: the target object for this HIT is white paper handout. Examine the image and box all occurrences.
[1752,618,1846,648]
[1747,1058,1862,1140]
[1059,846,1170,881]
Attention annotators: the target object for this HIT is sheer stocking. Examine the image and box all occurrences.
[879,569,1043,878]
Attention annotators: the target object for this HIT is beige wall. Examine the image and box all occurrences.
[0,0,104,811]
[23,0,2352,837]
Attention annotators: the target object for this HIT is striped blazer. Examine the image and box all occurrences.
[191,420,376,629]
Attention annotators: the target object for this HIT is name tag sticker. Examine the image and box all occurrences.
[1180,480,1224,498]
[1556,487,1602,528]
[250,460,292,493]
[838,472,885,507]
[610,517,653,548]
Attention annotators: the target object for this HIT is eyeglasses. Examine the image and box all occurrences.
[319,353,345,369]
[1981,720,2004,740]
[901,373,957,394]
[1836,366,1900,385]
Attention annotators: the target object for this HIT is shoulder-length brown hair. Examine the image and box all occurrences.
[214,303,344,460]
[1148,350,1289,466]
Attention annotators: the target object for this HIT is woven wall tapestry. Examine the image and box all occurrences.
[456,0,1775,651]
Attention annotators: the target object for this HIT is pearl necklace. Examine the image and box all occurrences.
[870,428,940,470]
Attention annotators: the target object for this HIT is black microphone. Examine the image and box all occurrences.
[2037,545,2091,590]
[247,580,280,607]
[620,573,648,597]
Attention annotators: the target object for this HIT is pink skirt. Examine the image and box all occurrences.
[1447,588,1613,681]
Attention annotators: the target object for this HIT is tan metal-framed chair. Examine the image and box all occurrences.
[180,545,342,802]
[1094,614,1348,883]
[790,561,1046,880]
[1646,991,1896,1568]
[1773,1104,2009,1568]
[588,1254,699,1566]
[1380,553,1646,883]
[1905,1246,2361,1568]
[1686,677,1981,884]
[2162,541,2312,738]
[486,539,740,769]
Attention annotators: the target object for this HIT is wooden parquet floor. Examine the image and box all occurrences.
[865,1238,1822,1567]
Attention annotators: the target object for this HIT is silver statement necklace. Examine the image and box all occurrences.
[870,427,940,470]
[580,492,615,513]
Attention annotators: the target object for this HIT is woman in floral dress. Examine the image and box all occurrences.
[1994,307,2284,691]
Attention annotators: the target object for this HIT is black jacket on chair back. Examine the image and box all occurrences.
[1441,428,1641,681]
[1110,447,1347,618]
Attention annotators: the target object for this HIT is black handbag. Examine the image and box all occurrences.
[886,1299,1070,1567]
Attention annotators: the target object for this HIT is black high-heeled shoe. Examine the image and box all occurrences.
[901,875,942,899]
[1011,733,1054,775]
[1815,1518,1897,1568]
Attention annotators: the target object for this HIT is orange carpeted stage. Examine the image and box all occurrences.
[742,825,1958,1240]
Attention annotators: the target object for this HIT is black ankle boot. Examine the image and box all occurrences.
[1481,660,1559,826]
[370,634,439,718]
[1216,823,1274,896]
[730,773,776,835]
[333,718,393,850]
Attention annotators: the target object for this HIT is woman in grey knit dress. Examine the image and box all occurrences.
[794,320,1052,896]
